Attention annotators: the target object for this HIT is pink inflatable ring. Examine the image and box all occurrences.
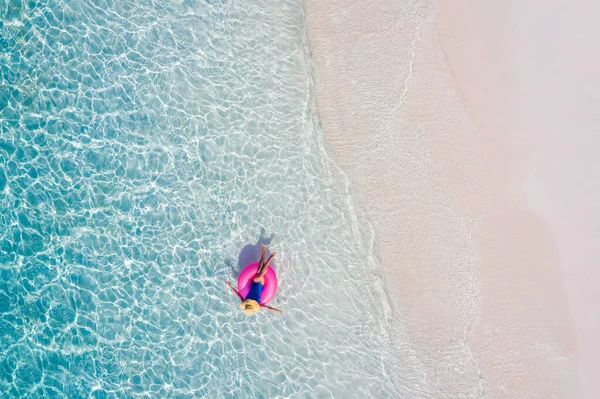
[237,262,278,305]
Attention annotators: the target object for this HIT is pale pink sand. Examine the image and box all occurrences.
[436,1,600,397]
[306,0,592,397]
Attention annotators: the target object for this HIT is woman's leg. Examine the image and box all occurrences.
[258,244,266,269]
[257,253,275,278]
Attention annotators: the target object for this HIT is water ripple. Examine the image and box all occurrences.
[0,0,398,397]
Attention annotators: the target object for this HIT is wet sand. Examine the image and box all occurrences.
[306,0,592,397]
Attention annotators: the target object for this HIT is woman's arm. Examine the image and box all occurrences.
[226,281,282,314]
[262,305,283,314]
[225,281,243,300]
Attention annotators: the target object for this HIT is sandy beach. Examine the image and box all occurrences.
[306,0,598,397]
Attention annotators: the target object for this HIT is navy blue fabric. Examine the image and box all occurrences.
[245,281,264,302]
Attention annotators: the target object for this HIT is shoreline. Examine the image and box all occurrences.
[305,1,487,395]
[305,0,584,397]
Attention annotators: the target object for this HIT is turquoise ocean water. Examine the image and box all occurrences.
[0,0,398,397]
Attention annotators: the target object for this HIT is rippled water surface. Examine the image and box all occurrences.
[0,0,397,397]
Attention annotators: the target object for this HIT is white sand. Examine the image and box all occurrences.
[436,1,600,397]
[306,0,597,397]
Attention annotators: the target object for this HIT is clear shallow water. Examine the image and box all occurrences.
[0,0,397,397]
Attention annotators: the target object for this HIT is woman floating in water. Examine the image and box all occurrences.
[226,244,283,315]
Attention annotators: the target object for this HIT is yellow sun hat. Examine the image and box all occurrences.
[240,299,261,315]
